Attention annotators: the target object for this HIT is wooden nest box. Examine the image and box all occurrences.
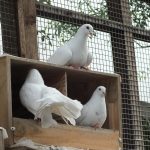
[0,55,121,150]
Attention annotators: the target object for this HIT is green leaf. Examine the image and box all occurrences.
[49,40,52,46]
[41,35,45,42]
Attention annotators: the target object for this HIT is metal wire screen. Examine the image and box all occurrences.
[0,0,19,56]
[0,0,149,150]
[37,17,114,72]
[36,0,150,150]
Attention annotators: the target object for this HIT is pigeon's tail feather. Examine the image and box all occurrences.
[65,99,83,119]
[56,99,83,125]
[35,98,83,126]
[57,106,76,125]
[40,108,58,128]
[35,100,64,119]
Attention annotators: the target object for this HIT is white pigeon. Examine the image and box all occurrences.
[47,24,96,69]
[19,69,83,128]
[76,86,107,129]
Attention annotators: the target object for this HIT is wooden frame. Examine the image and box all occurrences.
[0,55,121,150]
[14,118,119,150]
[17,0,38,59]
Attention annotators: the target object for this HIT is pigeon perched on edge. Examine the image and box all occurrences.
[19,69,83,128]
[76,86,107,129]
[47,24,96,69]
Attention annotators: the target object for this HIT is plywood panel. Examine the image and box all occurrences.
[50,72,67,96]
[14,118,119,150]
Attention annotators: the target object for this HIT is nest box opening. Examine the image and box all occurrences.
[10,58,120,130]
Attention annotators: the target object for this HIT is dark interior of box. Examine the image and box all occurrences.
[11,61,65,119]
[11,59,119,129]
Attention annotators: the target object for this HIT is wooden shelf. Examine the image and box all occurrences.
[14,118,119,150]
[0,55,121,149]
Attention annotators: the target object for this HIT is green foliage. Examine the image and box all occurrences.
[38,20,78,46]
[137,68,150,81]
[78,0,107,19]
[37,0,108,19]
[37,0,150,47]
[37,0,107,46]
[129,0,150,29]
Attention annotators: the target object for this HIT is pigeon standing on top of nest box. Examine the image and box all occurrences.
[76,86,107,129]
[47,24,96,69]
[19,69,83,128]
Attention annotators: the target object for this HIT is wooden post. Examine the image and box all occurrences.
[0,57,13,146]
[107,0,143,149]
[17,0,38,59]
[120,1,144,149]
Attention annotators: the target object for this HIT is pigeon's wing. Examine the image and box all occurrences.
[47,46,72,65]
[76,104,99,126]
[85,52,92,67]
[37,87,83,126]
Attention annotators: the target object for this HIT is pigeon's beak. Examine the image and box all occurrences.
[89,31,96,38]
[93,31,96,36]
[103,92,106,96]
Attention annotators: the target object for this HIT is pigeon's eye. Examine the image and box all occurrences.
[99,88,101,91]
[86,26,89,30]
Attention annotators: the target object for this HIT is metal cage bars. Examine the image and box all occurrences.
[0,0,19,55]
[0,0,149,149]
[36,1,150,149]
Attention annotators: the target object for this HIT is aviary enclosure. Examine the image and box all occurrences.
[0,0,150,150]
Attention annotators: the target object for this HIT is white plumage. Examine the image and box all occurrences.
[47,24,96,69]
[76,86,107,129]
[19,69,83,128]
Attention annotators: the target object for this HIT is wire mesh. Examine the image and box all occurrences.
[37,17,114,72]
[37,0,108,19]
[129,0,150,30]
[0,23,3,55]
[36,0,150,150]
[0,0,19,56]
[0,0,149,150]
[134,40,150,150]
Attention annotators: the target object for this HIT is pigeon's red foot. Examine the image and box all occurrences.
[91,123,101,129]
[68,65,80,69]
